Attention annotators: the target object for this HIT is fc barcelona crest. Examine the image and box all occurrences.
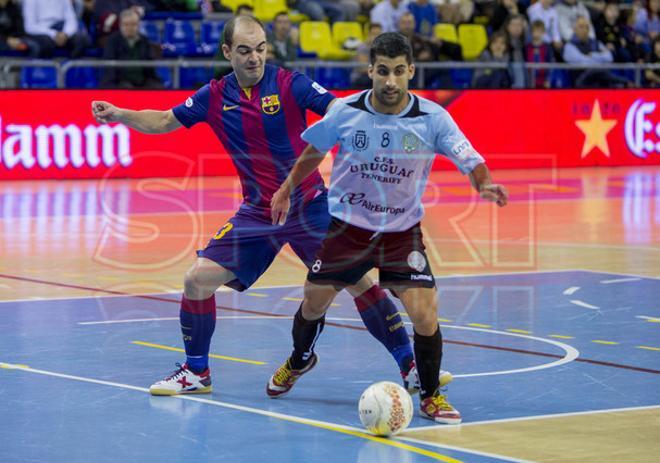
[261,94,281,115]
[352,130,369,151]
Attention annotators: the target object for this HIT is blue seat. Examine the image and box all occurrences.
[20,67,57,88]
[200,21,224,56]
[141,21,161,44]
[315,67,350,89]
[65,66,99,88]
[163,19,197,57]
[180,67,214,88]
[156,67,173,88]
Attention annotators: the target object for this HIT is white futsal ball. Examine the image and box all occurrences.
[358,381,413,436]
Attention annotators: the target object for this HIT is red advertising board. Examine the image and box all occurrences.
[1,89,658,180]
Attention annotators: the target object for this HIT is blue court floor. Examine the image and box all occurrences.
[1,270,659,463]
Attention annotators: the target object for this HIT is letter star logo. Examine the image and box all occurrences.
[575,100,618,158]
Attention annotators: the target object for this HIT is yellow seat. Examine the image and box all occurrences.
[332,21,363,49]
[299,21,353,60]
[253,0,288,22]
[434,23,458,43]
[458,24,488,60]
[221,0,254,12]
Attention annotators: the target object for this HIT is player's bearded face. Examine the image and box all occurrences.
[369,56,414,109]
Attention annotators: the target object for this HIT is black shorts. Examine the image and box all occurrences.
[306,218,435,289]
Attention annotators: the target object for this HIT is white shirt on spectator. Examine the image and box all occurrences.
[370,0,411,33]
[527,2,562,44]
[556,1,595,42]
[22,0,78,39]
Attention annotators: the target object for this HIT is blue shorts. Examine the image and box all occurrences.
[197,192,330,291]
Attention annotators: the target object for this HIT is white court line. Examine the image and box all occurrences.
[637,316,660,322]
[576,269,660,280]
[406,404,660,432]
[0,362,524,463]
[563,286,580,295]
[600,278,642,284]
[570,299,600,310]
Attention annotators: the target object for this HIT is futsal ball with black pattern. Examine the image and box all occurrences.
[358,381,413,436]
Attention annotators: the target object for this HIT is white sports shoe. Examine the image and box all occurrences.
[402,360,453,393]
[149,363,212,396]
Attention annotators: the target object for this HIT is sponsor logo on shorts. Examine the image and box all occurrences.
[410,274,433,282]
[407,251,427,272]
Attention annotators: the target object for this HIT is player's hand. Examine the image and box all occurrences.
[270,185,291,225]
[91,101,121,124]
[480,184,508,207]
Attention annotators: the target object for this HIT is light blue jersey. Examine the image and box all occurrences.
[301,90,485,232]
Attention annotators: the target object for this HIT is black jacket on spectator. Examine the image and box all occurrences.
[101,31,161,88]
[0,0,24,44]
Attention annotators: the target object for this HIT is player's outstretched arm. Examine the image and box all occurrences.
[468,163,508,207]
[91,101,182,134]
[271,144,328,225]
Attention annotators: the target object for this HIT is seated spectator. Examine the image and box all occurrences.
[431,0,474,25]
[267,12,298,65]
[635,0,659,42]
[73,0,96,37]
[556,0,594,43]
[408,0,437,36]
[525,20,555,88]
[370,0,411,33]
[527,0,563,53]
[490,0,520,32]
[235,3,254,16]
[645,35,660,86]
[0,0,39,57]
[505,14,528,88]
[289,1,359,23]
[472,31,513,88]
[351,22,382,88]
[563,15,628,87]
[22,0,90,58]
[595,1,632,62]
[623,4,649,62]
[100,9,162,88]
[94,0,152,46]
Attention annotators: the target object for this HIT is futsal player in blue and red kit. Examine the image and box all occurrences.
[92,15,451,395]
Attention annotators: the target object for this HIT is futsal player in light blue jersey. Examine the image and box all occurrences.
[267,32,508,424]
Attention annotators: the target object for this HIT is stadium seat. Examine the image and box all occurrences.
[20,67,57,89]
[163,19,197,57]
[65,66,99,89]
[254,0,287,22]
[221,0,254,11]
[457,24,488,60]
[434,23,458,43]
[332,21,363,50]
[141,21,161,44]
[180,66,214,89]
[200,20,224,55]
[156,67,173,88]
[299,21,353,60]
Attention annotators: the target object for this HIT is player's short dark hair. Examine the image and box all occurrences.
[369,32,413,65]
[222,15,265,49]
[531,20,546,31]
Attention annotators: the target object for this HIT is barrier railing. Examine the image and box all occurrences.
[1,58,659,89]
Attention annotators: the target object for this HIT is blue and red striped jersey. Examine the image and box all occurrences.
[173,64,335,209]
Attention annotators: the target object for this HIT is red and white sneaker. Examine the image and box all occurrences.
[419,391,462,424]
[149,363,212,396]
[266,354,319,398]
[402,360,453,393]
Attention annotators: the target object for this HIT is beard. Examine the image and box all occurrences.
[374,87,404,107]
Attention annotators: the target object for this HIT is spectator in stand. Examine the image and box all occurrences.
[595,1,632,62]
[350,22,382,88]
[527,0,563,53]
[431,0,474,25]
[267,11,298,65]
[645,35,660,85]
[289,1,359,23]
[408,0,438,36]
[94,0,152,46]
[623,4,649,61]
[490,0,520,32]
[635,0,659,42]
[370,0,410,33]
[525,19,554,88]
[505,14,528,87]
[472,31,513,88]
[235,3,255,15]
[563,15,629,87]
[556,0,594,43]
[73,1,96,38]
[22,0,90,58]
[100,8,162,88]
[0,0,39,57]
